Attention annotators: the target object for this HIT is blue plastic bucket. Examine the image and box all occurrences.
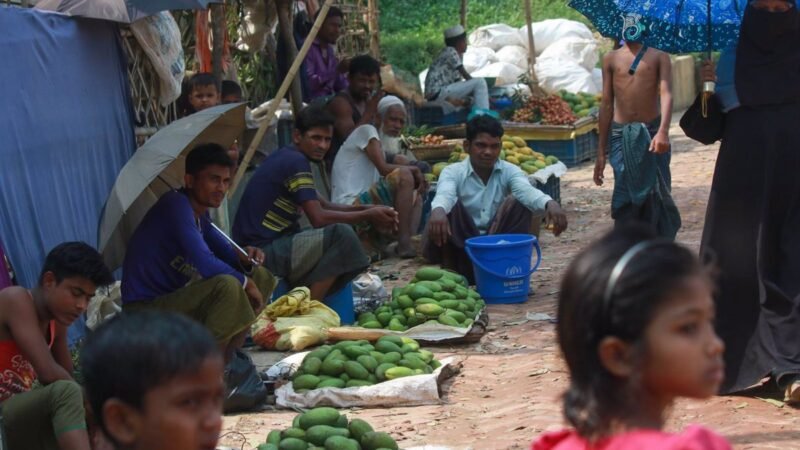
[271,280,355,325]
[465,234,542,304]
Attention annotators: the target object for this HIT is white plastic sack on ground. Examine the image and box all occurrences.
[469,24,523,51]
[528,161,568,185]
[129,12,184,106]
[352,272,388,314]
[495,45,529,70]
[539,37,599,72]
[535,57,599,95]
[86,282,122,330]
[471,62,525,87]
[275,356,456,408]
[518,19,594,55]
[462,47,498,73]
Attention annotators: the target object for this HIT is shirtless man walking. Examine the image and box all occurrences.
[594,33,681,238]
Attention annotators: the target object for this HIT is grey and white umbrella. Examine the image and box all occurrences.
[98,103,246,270]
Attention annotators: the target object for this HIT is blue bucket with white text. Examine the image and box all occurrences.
[465,234,541,304]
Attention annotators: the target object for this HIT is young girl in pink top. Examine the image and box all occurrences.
[532,226,731,450]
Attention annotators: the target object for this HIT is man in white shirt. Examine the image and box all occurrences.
[331,96,427,258]
[424,115,568,282]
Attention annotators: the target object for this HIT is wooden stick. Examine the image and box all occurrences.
[276,0,304,116]
[368,0,381,58]
[524,0,537,81]
[523,0,547,97]
[460,0,468,29]
[230,0,335,195]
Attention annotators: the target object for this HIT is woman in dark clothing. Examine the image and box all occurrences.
[700,0,800,402]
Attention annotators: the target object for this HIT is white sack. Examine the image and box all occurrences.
[468,23,523,51]
[462,47,498,73]
[535,57,600,95]
[592,68,604,91]
[518,19,594,55]
[275,356,457,408]
[495,45,529,70]
[539,37,599,72]
[419,69,429,95]
[471,62,526,87]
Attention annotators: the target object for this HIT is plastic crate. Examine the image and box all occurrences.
[413,105,469,127]
[502,118,599,168]
[526,131,598,168]
[533,175,561,204]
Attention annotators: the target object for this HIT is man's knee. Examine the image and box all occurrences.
[47,379,84,411]
[209,274,243,297]
[327,223,360,244]
[395,167,415,189]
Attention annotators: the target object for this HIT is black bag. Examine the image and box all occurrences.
[679,92,726,145]
[223,350,267,413]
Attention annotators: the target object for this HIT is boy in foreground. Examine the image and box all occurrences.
[0,242,114,450]
[81,311,224,450]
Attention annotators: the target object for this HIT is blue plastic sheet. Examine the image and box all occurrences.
[0,9,135,288]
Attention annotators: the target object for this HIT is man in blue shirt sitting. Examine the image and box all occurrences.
[423,115,568,282]
[121,143,275,362]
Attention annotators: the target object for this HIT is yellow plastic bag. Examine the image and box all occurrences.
[251,287,340,351]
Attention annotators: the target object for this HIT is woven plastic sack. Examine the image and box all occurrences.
[468,24,523,51]
[539,37,599,72]
[251,287,340,351]
[129,12,184,106]
[518,19,594,55]
[471,62,526,87]
[495,45,529,70]
[535,57,599,95]
[462,47,498,73]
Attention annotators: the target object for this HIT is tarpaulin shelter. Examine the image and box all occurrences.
[0,8,137,287]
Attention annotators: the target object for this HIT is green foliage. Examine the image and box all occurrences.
[379,0,590,75]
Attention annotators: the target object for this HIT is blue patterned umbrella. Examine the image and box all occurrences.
[568,0,748,53]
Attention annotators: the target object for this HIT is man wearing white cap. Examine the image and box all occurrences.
[424,25,489,110]
[331,96,427,258]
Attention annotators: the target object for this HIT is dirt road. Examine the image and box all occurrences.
[219,120,800,450]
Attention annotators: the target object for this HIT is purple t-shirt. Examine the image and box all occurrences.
[304,39,348,100]
[121,190,244,303]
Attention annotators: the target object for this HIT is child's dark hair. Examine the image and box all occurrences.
[189,72,219,92]
[295,105,336,133]
[81,311,221,439]
[185,143,234,175]
[466,114,504,141]
[557,225,710,439]
[348,54,381,77]
[39,242,114,287]
[315,5,343,21]
[221,80,243,100]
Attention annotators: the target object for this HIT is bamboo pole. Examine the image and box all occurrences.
[276,0,304,116]
[367,0,381,58]
[230,0,335,195]
[523,0,537,81]
[460,0,468,29]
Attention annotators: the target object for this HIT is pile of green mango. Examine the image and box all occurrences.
[258,407,399,450]
[356,267,486,331]
[291,335,441,391]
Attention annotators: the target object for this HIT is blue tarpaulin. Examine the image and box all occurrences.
[0,8,135,287]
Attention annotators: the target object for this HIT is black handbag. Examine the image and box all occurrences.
[679,92,726,145]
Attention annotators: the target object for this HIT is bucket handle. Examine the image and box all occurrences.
[465,240,542,280]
